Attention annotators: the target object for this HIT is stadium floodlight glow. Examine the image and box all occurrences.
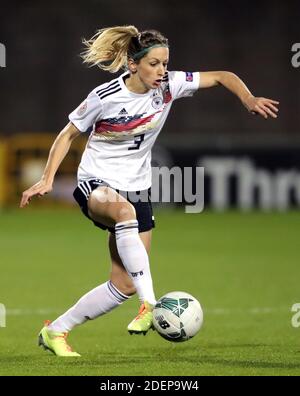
[0,303,6,327]
[0,43,6,68]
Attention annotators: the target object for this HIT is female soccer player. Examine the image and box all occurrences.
[20,26,279,356]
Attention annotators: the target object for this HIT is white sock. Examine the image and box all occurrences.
[48,281,129,333]
[115,220,156,306]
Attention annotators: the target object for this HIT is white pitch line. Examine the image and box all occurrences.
[6,308,61,316]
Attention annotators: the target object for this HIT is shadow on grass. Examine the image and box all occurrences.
[2,354,300,372]
[2,344,300,373]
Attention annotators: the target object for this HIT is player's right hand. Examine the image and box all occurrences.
[20,180,53,208]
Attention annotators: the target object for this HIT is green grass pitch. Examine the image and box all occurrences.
[0,208,299,376]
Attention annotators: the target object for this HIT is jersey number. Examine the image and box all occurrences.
[128,134,145,150]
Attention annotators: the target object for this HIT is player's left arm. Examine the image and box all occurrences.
[198,71,279,119]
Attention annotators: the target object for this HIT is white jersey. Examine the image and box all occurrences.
[69,70,200,191]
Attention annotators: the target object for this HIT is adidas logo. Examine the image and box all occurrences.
[118,108,128,115]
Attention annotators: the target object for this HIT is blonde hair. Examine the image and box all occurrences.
[81,25,139,73]
[81,25,169,73]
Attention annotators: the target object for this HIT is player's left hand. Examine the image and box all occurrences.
[244,96,279,119]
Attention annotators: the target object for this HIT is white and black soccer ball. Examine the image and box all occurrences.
[153,291,203,342]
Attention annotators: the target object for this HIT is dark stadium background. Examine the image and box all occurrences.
[0,0,298,137]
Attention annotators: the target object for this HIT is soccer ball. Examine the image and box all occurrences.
[152,291,203,342]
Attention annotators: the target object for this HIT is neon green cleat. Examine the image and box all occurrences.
[127,301,154,335]
[38,320,81,357]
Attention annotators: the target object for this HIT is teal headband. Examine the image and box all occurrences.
[132,44,169,61]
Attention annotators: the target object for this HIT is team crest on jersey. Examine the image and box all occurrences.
[77,100,87,116]
[163,85,172,104]
[151,96,163,109]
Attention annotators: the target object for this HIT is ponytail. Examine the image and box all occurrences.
[81,25,139,73]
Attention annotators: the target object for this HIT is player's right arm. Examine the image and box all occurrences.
[20,122,81,208]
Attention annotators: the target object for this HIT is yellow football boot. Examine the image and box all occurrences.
[127,301,154,335]
[38,320,81,357]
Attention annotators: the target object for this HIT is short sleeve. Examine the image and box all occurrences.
[168,71,200,100]
[68,91,103,133]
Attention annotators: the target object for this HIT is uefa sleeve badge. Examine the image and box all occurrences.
[77,101,87,116]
